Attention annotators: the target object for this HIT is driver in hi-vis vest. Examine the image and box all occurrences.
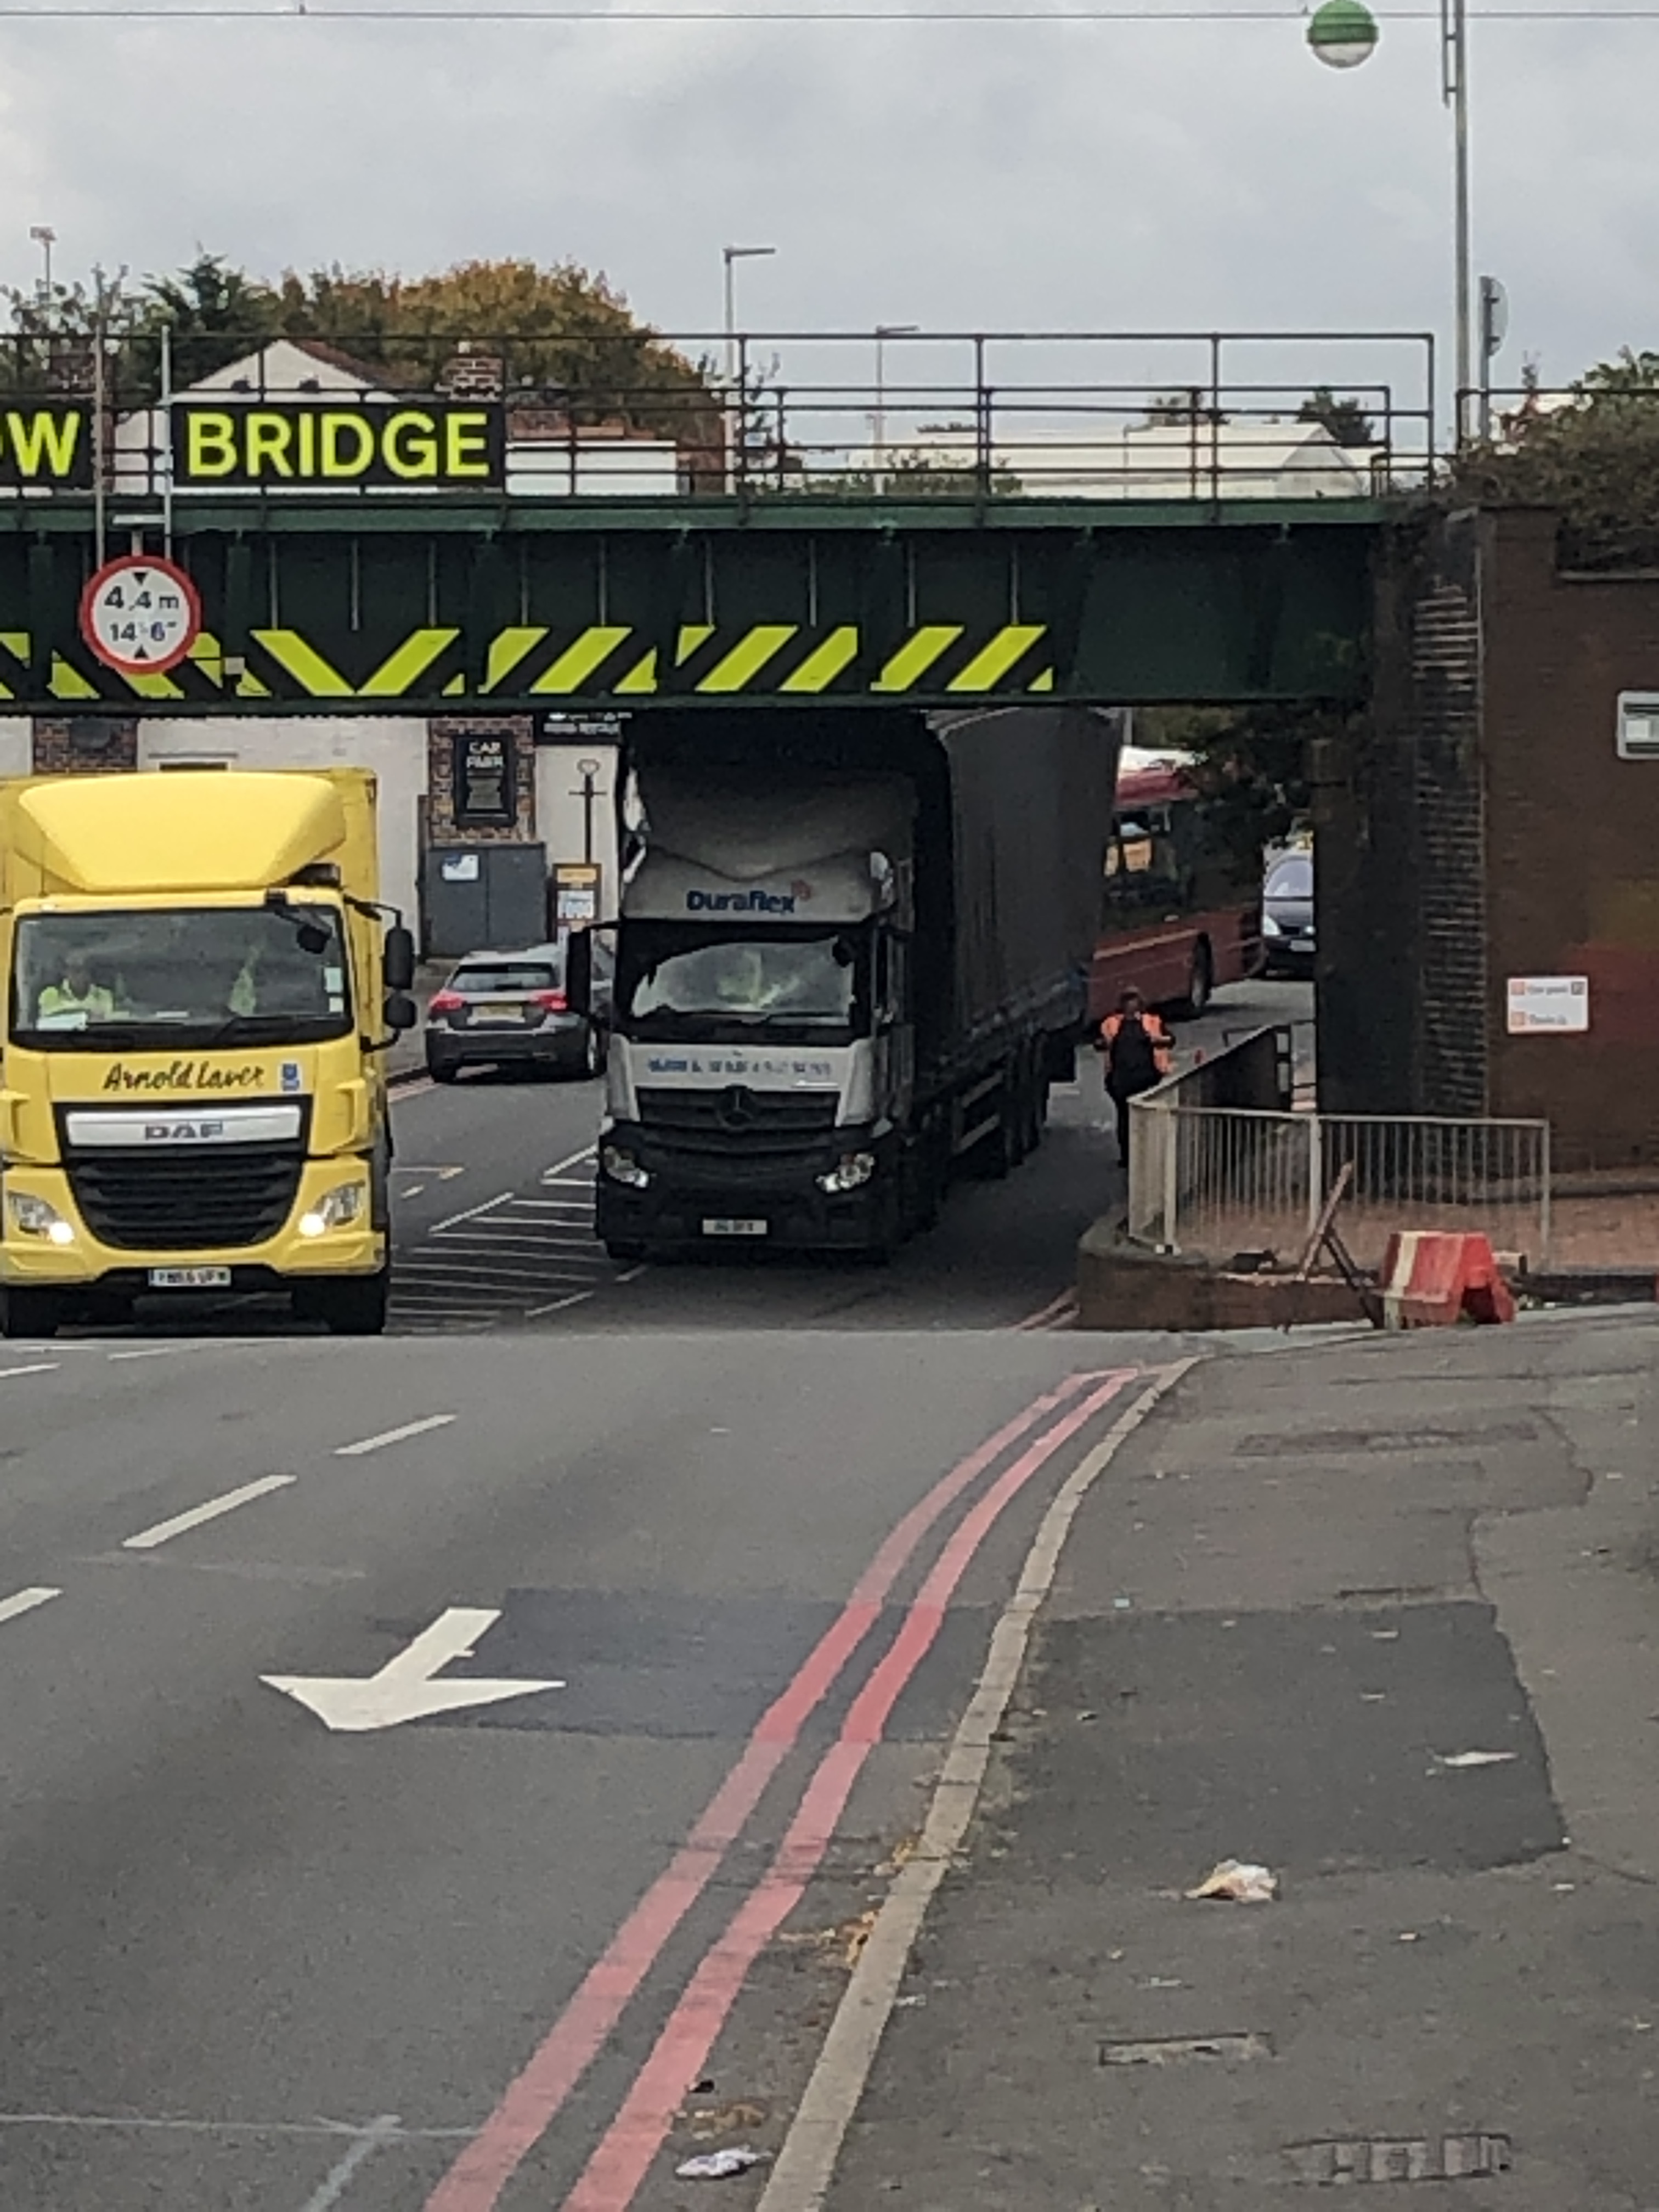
[36,952,115,1027]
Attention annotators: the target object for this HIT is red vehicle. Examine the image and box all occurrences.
[1087,760,1263,1027]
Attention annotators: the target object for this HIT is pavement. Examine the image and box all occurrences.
[716,1307,1659,2212]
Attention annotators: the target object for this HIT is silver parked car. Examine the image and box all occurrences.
[425,937,611,1082]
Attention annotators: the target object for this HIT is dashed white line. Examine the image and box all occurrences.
[123,1475,297,1551]
[524,1291,594,1318]
[0,1587,61,1627]
[107,1345,199,1362]
[334,1413,456,1458]
[542,1143,598,1179]
[0,1363,59,1381]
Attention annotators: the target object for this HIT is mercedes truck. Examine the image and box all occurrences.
[0,767,416,1339]
[584,704,1122,1261]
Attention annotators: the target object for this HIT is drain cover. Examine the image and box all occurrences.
[1100,2033,1272,2067]
[1286,2134,1511,2184]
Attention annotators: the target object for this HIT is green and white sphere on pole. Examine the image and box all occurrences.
[1307,0,1380,70]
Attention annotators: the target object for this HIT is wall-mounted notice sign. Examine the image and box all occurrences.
[1506,975,1590,1035]
[452,730,516,829]
[172,401,504,489]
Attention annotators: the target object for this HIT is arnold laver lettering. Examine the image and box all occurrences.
[102,1060,267,1093]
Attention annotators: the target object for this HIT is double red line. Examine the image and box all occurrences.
[425,1365,1138,2212]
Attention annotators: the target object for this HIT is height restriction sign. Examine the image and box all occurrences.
[79,554,202,676]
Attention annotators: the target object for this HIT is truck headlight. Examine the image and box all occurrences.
[5,1192,75,1245]
[816,1151,877,1194]
[1262,912,1283,938]
[297,1182,366,1238]
[601,1144,651,1190]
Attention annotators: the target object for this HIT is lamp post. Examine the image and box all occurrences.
[721,244,776,386]
[28,224,54,308]
[873,323,919,493]
[1308,0,1473,426]
[574,756,602,866]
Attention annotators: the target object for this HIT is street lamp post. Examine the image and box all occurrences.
[574,756,602,866]
[1308,0,1474,427]
[873,323,919,493]
[28,225,55,307]
[721,244,776,386]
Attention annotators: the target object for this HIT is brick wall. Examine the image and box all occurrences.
[1325,507,1659,1169]
[1482,509,1659,1167]
[1410,511,1488,1118]
[1315,523,1431,1115]
[425,716,536,843]
[31,716,138,774]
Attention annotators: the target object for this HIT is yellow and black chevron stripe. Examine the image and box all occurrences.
[0,623,1054,707]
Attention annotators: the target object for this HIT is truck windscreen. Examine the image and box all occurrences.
[10,904,354,1052]
[616,922,868,1046]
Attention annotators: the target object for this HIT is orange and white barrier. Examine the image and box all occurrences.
[1380,1231,1517,1330]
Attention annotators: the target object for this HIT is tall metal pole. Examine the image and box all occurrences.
[723,249,737,387]
[872,324,917,496]
[1442,0,1472,430]
[874,328,887,491]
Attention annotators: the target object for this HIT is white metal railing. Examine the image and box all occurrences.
[1128,1103,1552,1272]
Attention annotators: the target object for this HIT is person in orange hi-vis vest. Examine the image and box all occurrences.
[1096,985,1174,1167]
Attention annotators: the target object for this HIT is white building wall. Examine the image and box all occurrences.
[0,718,31,778]
[134,718,428,928]
[534,743,620,921]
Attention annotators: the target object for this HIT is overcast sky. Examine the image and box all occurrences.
[0,2,1645,415]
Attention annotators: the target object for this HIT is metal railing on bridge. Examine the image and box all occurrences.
[0,325,1437,512]
[1128,1101,1553,1273]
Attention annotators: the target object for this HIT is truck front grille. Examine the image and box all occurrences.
[67,1147,304,1251]
[635,1087,839,1152]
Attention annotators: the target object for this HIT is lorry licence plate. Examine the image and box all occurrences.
[148,1266,233,1290]
[702,1217,768,1238]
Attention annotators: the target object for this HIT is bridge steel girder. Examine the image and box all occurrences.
[0,500,1385,715]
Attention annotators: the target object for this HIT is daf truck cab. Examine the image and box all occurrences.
[0,768,416,1339]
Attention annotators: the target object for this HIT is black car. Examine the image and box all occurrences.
[1262,850,1314,977]
[425,938,611,1082]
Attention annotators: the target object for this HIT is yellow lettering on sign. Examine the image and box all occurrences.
[245,411,294,479]
[296,411,317,476]
[320,414,374,478]
[187,412,238,479]
[383,411,438,480]
[444,411,492,478]
[4,410,81,478]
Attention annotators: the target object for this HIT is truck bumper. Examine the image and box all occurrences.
[0,1161,386,1291]
[596,1125,899,1254]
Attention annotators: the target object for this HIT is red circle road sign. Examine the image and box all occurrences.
[78,554,203,676]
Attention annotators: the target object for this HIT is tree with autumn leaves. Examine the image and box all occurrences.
[3,251,720,454]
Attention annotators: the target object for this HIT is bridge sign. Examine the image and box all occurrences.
[80,553,202,676]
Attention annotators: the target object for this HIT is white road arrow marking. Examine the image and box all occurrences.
[261,1607,562,1734]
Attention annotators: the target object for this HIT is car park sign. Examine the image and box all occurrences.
[79,552,202,676]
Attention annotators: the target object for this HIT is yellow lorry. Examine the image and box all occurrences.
[0,767,417,1339]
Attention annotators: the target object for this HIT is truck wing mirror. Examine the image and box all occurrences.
[565,926,594,1017]
[384,925,416,995]
[385,992,418,1035]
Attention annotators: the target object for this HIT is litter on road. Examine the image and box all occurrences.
[1187,1859,1279,1903]
[674,2148,770,2179]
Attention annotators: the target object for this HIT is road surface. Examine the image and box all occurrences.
[0,1323,1174,2209]
[384,979,1314,1336]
